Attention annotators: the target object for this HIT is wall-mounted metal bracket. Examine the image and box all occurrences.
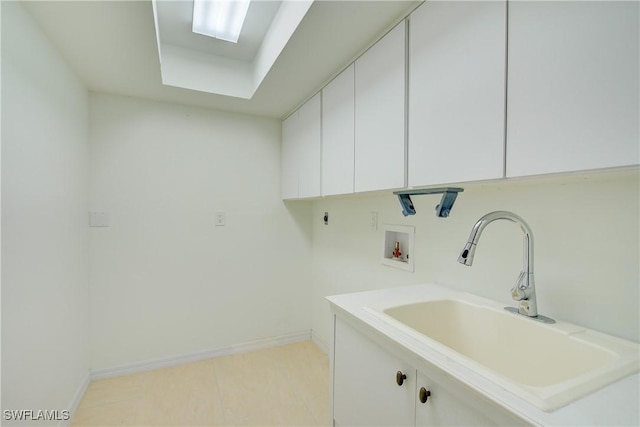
[393,187,464,218]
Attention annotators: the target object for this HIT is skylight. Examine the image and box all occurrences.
[153,0,313,99]
[192,0,251,43]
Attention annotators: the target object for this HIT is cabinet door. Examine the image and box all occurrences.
[408,1,506,186]
[354,21,406,193]
[333,317,415,426]
[281,110,300,200]
[322,64,355,196]
[415,371,526,427]
[506,1,639,177]
[297,92,322,198]
[282,94,321,200]
[415,371,496,426]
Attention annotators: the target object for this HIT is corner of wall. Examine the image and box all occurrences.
[1,0,91,418]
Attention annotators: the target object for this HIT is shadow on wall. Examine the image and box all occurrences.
[283,200,314,243]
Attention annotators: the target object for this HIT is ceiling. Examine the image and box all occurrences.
[24,0,421,119]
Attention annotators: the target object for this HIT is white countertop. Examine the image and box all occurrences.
[327,283,640,426]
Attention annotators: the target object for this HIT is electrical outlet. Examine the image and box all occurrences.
[215,211,226,226]
[369,212,378,230]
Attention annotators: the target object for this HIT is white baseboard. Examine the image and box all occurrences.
[90,330,312,381]
[61,371,90,427]
[311,330,329,355]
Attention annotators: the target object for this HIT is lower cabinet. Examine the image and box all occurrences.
[333,316,415,426]
[415,371,497,426]
[332,316,526,426]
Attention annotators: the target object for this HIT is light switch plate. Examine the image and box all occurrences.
[369,212,378,230]
[89,211,109,227]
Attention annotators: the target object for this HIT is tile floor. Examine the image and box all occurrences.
[72,341,330,426]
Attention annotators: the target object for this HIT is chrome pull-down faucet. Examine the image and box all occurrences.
[458,211,555,323]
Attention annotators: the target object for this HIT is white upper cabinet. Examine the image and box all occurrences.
[281,110,300,200]
[408,1,506,187]
[297,93,322,198]
[354,22,406,193]
[506,1,639,177]
[283,1,639,201]
[281,92,321,199]
[322,64,355,196]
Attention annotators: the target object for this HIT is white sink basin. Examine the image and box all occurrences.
[366,299,639,411]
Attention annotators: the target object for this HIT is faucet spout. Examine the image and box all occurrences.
[457,241,475,265]
[458,211,539,318]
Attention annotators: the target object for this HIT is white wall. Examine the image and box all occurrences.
[89,93,313,370]
[1,0,90,421]
[311,170,640,349]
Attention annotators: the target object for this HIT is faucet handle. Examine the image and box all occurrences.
[511,271,528,300]
[519,300,534,316]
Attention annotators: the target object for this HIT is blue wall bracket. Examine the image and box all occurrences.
[393,187,464,218]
